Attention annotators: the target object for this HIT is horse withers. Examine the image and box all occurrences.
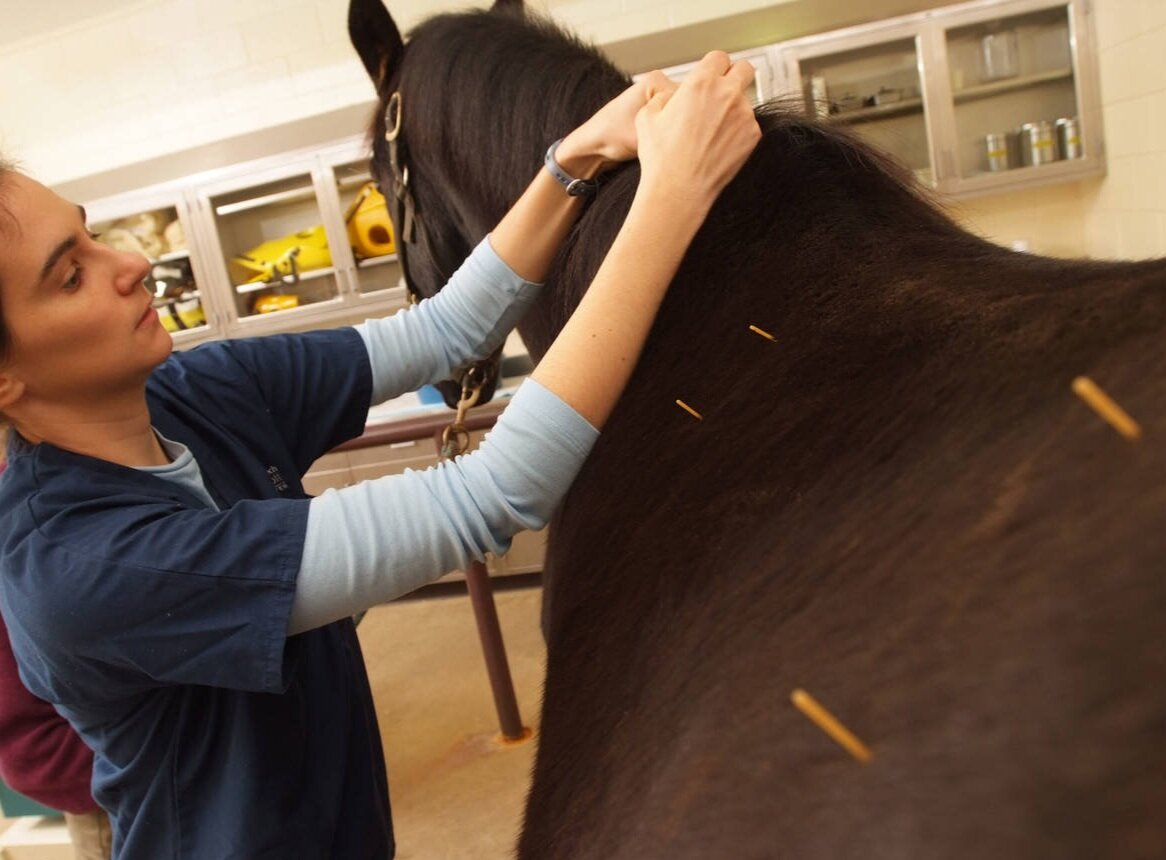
[350,2,1166,857]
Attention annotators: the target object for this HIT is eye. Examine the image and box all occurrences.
[63,264,83,291]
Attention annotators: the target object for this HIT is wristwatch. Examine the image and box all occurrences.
[544,139,599,197]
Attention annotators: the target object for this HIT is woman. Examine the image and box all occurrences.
[0,53,759,859]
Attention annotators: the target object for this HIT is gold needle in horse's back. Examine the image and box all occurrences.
[675,399,703,421]
[1072,376,1142,440]
[791,688,873,764]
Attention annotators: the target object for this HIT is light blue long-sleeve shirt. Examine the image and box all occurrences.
[145,237,597,634]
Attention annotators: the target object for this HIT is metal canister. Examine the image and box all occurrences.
[809,75,830,118]
[1056,117,1082,159]
[984,132,1011,172]
[1018,121,1056,166]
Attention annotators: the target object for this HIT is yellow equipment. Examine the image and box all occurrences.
[345,183,396,258]
[253,294,301,314]
[226,183,394,288]
[229,225,333,285]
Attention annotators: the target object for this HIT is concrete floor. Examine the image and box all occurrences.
[358,580,547,860]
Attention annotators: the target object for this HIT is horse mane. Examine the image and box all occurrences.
[374,3,1165,399]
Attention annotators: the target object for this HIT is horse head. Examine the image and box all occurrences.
[348,0,629,407]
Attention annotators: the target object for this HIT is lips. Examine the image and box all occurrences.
[137,304,158,329]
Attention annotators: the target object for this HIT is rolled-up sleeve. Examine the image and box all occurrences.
[290,378,597,634]
[356,236,542,404]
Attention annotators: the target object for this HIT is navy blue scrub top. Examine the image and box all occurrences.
[0,329,394,859]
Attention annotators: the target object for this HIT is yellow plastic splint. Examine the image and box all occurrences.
[228,225,333,285]
[345,183,396,259]
[226,183,394,286]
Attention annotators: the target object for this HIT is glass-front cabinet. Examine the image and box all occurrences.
[79,0,1104,357]
[774,0,1103,197]
[86,185,219,348]
[190,139,407,336]
[201,166,345,325]
[326,154,405,298]
[82,136,409,349]
[791,23,934,186]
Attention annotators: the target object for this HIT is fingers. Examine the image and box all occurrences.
[690,50,732,79]
[725,59,755,93]
[646,91,670,111]
[641,70,677,102]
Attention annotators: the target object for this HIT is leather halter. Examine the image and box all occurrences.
[383,90,496,453]
[383,91,424,307]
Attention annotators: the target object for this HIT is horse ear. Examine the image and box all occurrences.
[349,0,404,88]
[490,0,525,11]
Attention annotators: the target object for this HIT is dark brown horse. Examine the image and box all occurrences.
[349,2,1166,857]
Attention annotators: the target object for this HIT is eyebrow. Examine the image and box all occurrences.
[37,206,87,286]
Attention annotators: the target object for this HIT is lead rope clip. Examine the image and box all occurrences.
[439,373,484,460]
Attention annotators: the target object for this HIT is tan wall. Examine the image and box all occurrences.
[944,178,1089,258]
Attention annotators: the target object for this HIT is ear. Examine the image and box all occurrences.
[490,0,525,11]
[0,372,25,414]
[349,0,404,88]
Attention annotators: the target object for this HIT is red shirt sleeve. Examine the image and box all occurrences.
[0,581,99,815]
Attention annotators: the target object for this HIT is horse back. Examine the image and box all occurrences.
[521,226,1166,858]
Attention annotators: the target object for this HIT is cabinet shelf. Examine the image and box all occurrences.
[832,96,924,125]
[234,265,336,294]
[338,173,373,190]
[215,186,316,216]
[356,253,399,267]
[953,66,1073,104]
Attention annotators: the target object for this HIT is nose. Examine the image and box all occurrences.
[114,250,153,296]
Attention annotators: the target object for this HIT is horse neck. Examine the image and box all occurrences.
[520,115,1166,381]
[401,9,629,253]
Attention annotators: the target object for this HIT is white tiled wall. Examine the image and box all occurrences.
[1,0,1163,263]
[1081,0,1166,259]
[0,0,373,184]
[0,0,784,187]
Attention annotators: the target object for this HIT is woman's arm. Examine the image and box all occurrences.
[356,74,678,405]
[355,240,541,404]
[529,53,759,428]
[288,55,759,634]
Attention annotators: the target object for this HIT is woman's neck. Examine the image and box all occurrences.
[13,395,168,468]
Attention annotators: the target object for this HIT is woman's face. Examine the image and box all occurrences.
[0,174,172,413]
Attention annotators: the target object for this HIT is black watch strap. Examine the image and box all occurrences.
[544,138,599,197]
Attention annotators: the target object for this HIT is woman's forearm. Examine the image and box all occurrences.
[487,139,602,283]
[530,184,711,428]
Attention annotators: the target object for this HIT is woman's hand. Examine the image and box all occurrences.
[529,52,760,426]
[635,52,760,210]
[554,71,678,177]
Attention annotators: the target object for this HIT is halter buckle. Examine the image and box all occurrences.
[384,92,403,142]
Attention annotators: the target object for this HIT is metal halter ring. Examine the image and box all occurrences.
[384,92,403,142]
